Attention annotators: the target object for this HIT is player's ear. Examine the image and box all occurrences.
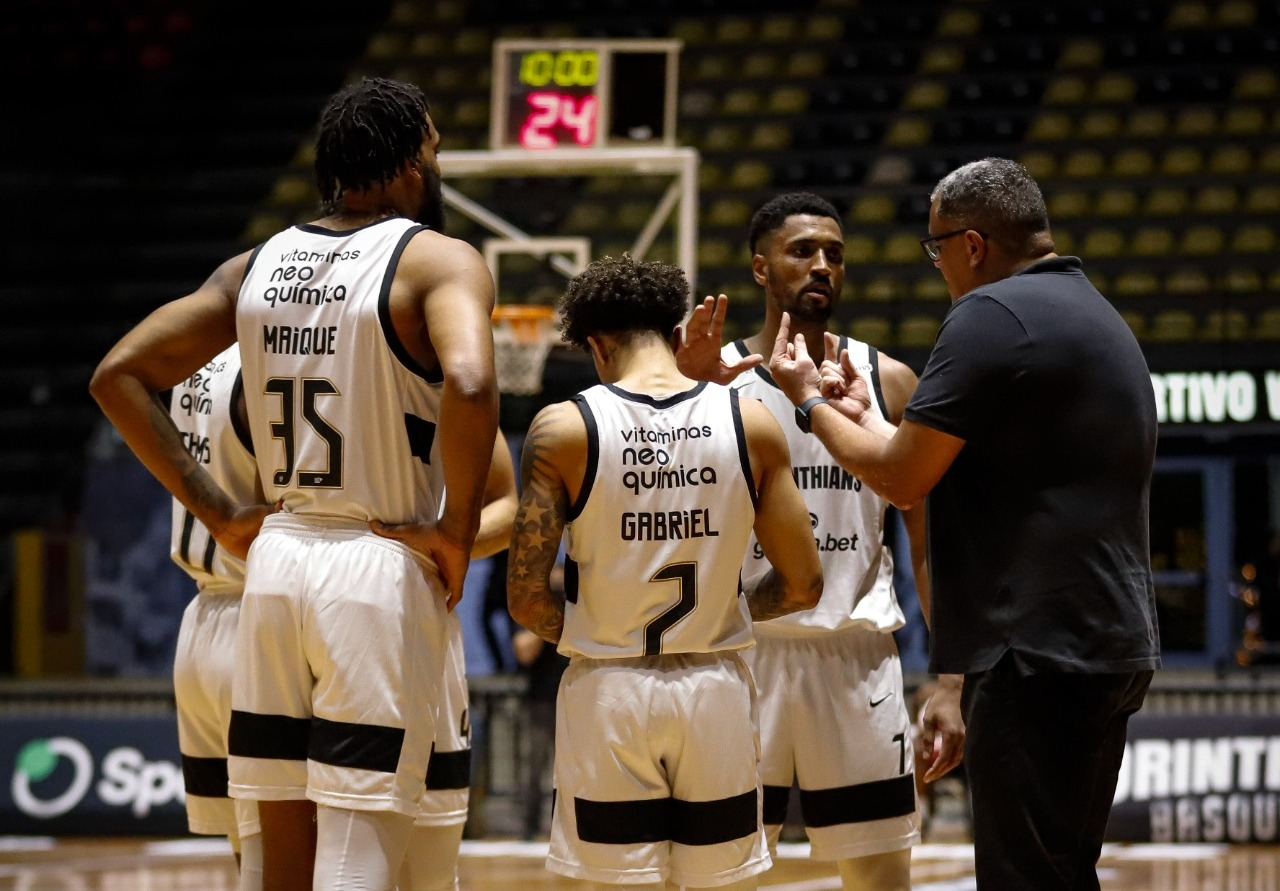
[751,253,768,287]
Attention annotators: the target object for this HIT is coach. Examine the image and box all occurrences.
[768,157,1161,890]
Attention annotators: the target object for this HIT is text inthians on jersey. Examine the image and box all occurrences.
[619,428,720,542]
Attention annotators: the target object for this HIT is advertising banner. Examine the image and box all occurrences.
[0,716,187,835]
[1108,712,1280,843]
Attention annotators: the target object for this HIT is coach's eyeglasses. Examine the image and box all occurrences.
[919,228,986,262]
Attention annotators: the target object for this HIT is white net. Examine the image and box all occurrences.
[493,306,557,395]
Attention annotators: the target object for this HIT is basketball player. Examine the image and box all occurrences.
[167,345,263,891]
[507,255,824,890]
[674,193,964,891]
[90,76,498,891]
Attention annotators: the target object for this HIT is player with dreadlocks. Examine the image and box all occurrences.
[90,76,498,891]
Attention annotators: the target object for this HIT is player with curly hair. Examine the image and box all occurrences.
[508,254,823,890]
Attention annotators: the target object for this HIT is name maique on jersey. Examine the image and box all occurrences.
[262,325,338,356]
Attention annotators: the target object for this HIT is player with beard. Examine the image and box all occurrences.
[676,193,964,891]
[91,76,498,891]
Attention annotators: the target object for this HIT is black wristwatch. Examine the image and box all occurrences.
[794,396,828,433]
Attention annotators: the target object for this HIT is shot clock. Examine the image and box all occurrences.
[491,39,681,151]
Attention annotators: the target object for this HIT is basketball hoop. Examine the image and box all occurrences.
[493,304,558,395]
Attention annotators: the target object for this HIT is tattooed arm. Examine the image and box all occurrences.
[90,252,272,559]
[508,402,586,644]
[739,397,823,620]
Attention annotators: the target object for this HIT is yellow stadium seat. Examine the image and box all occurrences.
[1048,190,1091,218]
[714,17,755,43]
[1222,268,1262,294]
[1113,271,1160,297]
[1081,228,1126,258]
[727,160,772,189]
[1231,225,1277,254]
[786,51,826,78]
[454,99,488,127]
[1092,73,1136,104]
[1166,0,1212,28]
[1051,230,1075,254]
[759,16,800,43]
[1019,150,1058,180]
[242,212,286,244]
[1209,145,1253,175]
[1148,310,1198,342]
[671,20,711,45]
[1191,186,1239,215]
[1111,148,1155,178]
[706,199,752,228]
[1262,146,1280,174]
[849,195,897,224]
[899,315,941,347]
[1125,109,1169,139]
[803,15,845,41]
[1171,108,1216,138]
[722,89,764,116]
[849,316,894,346]
[1044,75,1089,106]
[1201,310,1250,341]
[920,45,965,74]
[937,7,981,36]
[864,278,905,303]
[1130,227,1175,257]
[681,89,718,118]
[366,32,409,60]
[903,81,949,110]
[1080,111,1121,139]
[268,175,311,207]
[1245,185,1280,215]
[1161,146,1205,177]
[1096,189,1139,217]
[689,55,736,81]
[703,124,745,151]
[1144,187,1189,216]
[1234,68,1278,101]
[1063,150,1106,179]
[749,123,792,151]
[1027,112,1073,142]
[1179,225,1226,255]
[1164,269,1211,296]
[1223,107,1266,136]
[883,233,924,264]
[697,239,735,268]
[697,162,723,190]
[1218,0,1258,26]
[1119,311,1147,339]
[1057,38,1103,69]
[844,235,879,265]
[409,33,447,57]
[766,87,809,114]
[884,117,933,147]
[912,275,951,302]
[742,53,781,80]
[1254,308,1280,340]
[454,29,490,56]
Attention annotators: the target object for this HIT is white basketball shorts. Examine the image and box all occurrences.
[548,651,770,888]
[173,590,260,838]
[744,627,920,860]
[227,514,448,817]
[416,611,470,827]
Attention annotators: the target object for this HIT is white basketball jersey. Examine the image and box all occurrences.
[236,217,445,524]
[560,382,758,659]
[168,346,258,595]
[724,338,904,636]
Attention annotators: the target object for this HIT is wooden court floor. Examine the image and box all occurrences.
[2,837,1279,890]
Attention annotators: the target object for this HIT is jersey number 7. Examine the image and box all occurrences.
[644,562,698,655]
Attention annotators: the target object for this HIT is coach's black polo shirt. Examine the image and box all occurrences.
[905,256,1161,675]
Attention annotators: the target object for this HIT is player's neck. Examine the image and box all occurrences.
[747,309,829,359]
[603,339,695,398]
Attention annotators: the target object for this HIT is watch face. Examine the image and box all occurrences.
[794,405,812,433]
